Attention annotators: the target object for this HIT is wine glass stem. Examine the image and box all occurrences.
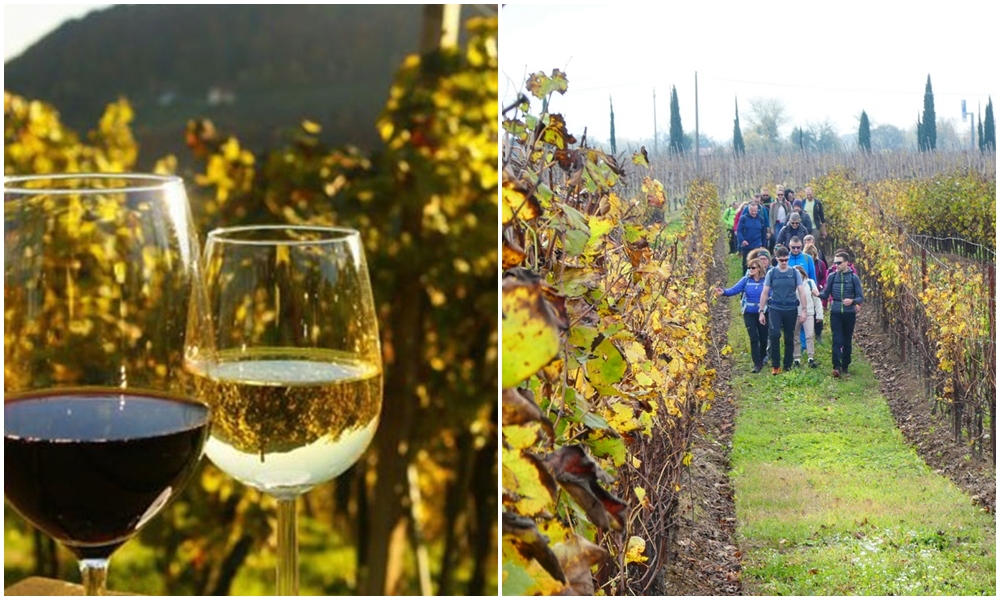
[276,496,299,595]
[79,558,109,596]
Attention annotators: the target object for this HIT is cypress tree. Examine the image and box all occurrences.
[921,75,936,151]
[858,111,871,152]
[669,85,684,155]
[609,95,617,155]
[917,115,923,152]
[985,97,996,151]
[978,112,985,152]
[733,97,745,156]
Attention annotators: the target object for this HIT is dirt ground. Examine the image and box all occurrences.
[661,249,995,596]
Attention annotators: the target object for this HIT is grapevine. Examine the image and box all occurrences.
[501,71,720,594]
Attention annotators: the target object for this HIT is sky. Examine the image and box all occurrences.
[500,2,1000,146]
[3,4,110,62]
[3,3,998,147]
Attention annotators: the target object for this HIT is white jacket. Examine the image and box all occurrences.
[806,279,823,320]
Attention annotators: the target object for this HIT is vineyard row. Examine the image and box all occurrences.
[815,171,995,457]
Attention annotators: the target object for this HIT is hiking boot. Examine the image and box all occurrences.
[842,366,850,377]
[832,368,841,378]
[751,365,761,374]
[793,359,801,368]
[772,367,781,375]
[808,358,817,368]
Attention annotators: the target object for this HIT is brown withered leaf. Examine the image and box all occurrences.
[502,172,542,225]
[502,511,566,584]
[525,69,569,100]
[502,234,527,269]
[554,147,583,172]
[543,445,627,530]
[502,388,555,441]
[539,114,578,150]
[553,534,610,595]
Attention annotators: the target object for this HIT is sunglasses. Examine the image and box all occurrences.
[790,246,802,250]
[749,266,759,270]
[777,258,789,262]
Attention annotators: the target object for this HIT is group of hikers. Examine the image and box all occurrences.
[717,186,864,378]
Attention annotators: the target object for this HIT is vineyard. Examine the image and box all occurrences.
[501,70,996,594]
[5,16,498,596]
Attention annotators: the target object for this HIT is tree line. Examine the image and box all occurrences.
[607,75,996,156]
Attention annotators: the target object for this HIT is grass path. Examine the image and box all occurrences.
[720,255,995,595]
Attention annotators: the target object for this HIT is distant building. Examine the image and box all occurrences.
[207,87,236,105]
[157,91,177,107]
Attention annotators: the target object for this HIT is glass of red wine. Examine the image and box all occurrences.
[4,174,211,595]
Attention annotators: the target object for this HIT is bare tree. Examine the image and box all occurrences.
[746,97,789,144]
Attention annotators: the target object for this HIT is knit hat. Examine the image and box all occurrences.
[792,199,804,209]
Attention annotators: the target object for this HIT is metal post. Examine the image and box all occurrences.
[695,71,700,174]
[653,88,658,156]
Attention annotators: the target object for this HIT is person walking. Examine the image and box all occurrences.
[737,201,768,271]
[759,246,810,375]
[758,187,775,251]
[715,260,769,373]
[792,265,821,368]
[786,236,816,282]
[803,243,827,344]
[722,201,738,254]
[803,186,827,239]
[775,212,808,249]
[803,234,826,266]
[790,201,814,235]
[770,190,792,237]
[818,251,865,378]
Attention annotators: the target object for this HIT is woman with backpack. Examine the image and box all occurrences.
[792,265,822,368]
[715,258,769,373]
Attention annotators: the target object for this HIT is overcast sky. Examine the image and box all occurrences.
[4,4,110,61]
[500,2,1000,145]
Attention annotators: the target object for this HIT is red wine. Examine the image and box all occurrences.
[4,389,210,559]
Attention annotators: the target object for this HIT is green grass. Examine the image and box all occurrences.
[720,254,995,596]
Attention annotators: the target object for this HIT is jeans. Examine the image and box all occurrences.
[768,308,798,369]
[743,312,769,368]
[830,311,857,370]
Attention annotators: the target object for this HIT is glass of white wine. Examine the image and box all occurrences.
[185,225,382,595]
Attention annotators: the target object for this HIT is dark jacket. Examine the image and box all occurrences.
[819,269,864,314]
[737,211,768,249]
[775,221,809,248]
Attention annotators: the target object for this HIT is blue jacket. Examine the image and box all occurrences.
[787,252,816,283]
[737,211,768,249]
[722,275,766,314]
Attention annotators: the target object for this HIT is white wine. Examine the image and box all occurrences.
[188,348,381,497]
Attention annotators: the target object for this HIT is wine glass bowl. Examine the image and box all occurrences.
[185,225,382,594]
[3,174,209,594]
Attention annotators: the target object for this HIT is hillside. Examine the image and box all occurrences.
[4,4,495,167]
